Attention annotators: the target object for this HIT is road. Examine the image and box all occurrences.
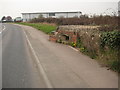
[2,24,46,88]
[0,23,2,89]
[2,23,118,88]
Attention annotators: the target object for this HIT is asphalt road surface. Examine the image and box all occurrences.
[2,24,46,88]
[0,23,2,89]
[2,23,118,88]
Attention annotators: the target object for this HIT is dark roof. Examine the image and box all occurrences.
[21,11,82,14]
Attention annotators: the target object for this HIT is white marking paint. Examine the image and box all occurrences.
[23,29,53,88]
[68,46,79,52]
[2,25,6,31]
[28,31,32,37]
[0,25,6,34]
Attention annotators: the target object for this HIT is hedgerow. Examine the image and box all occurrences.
[29,15,118,27]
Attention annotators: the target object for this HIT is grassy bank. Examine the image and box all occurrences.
[16,22,57,34]
[76,30,120,72]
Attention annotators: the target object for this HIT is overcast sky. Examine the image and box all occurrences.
[0,0,119,19]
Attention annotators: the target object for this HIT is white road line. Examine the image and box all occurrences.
[2,25,6,31]
[0,25,6,34]
[23,29,53,88]
[27,31,32,37]
[68,46,79,52]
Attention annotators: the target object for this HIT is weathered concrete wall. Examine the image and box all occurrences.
[50,25,100,41]
[77,27,101,54]
[49,25,101,54]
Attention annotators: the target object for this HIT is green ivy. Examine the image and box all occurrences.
[76,38,82,48]
[109,60,120,72]
[100,31,120,49]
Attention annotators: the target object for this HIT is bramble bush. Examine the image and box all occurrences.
[30,15,118,27]
[99,31,120,72]
[100,31,120,49]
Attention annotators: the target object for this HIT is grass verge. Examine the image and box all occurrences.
[15,22,57,34]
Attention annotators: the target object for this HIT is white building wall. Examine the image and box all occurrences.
[68,13,80,18]
[22,12,82,22]
[55,13,68,18]
[43,14,48,18]
[31,14,48,18]
[118,1,120,16]
[22,14,30,22]
[54,13,80,18]
[30,14,38,19]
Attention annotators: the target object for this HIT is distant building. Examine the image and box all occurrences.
[1,16,13,22]
[21,11,82,22]
[6,16,13,21]
[14,17,23,22]
[118,1,120,16]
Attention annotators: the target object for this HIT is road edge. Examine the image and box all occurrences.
[22,28,53,88]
